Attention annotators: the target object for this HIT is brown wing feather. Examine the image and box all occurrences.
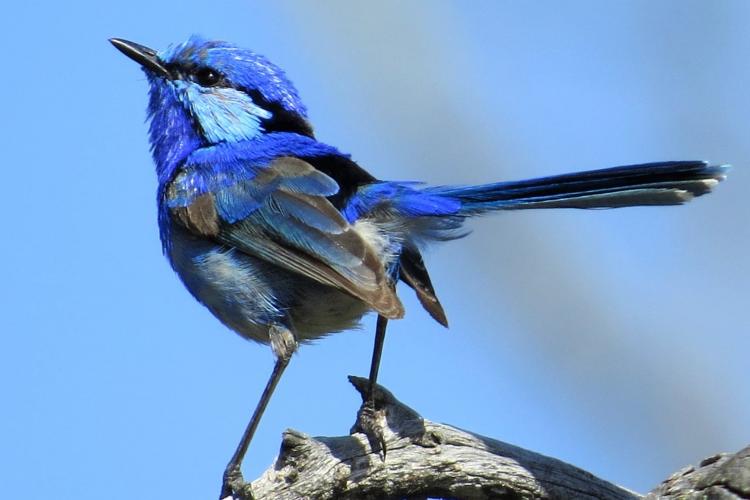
[221,226,403,319]
[169,156,404,319]
[399,247,448,327]
[170,192,221,237]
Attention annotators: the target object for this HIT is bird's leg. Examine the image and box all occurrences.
[367,315,389,401]
[353,315,390,457]
[220,325,297,500]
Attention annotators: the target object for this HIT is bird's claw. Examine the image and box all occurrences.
[220,465,254,500]
[353,397,389,460]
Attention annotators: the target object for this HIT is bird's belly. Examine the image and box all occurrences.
[288,285,370,340]
[168,226,371,344]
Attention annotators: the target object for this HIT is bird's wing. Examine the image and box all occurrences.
[165,155,404,319]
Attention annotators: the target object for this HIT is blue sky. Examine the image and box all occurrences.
[2,1,749,498]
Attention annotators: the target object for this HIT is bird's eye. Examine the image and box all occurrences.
[193,68,221,87]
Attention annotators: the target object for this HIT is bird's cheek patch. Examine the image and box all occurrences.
[180,83,272,144]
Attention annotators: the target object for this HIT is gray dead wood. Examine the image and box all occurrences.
[225,376,641,499]
[646,445,750,500]
[224,377,750,499]
[223,377,749,499]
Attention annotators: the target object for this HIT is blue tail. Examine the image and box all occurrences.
[426,161,728,214]
[346,160,728,327]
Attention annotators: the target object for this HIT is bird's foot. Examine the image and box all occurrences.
[349,376,389,459]
[219,464,254,500]
[355,397,389,459]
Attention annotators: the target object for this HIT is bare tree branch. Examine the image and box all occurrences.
[647,445,750,500]
[221,376,750,499]
[225,376,643,499]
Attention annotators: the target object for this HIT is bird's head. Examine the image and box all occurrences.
[111,36,314,170]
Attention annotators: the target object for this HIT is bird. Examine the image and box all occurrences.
[110,35,728,499]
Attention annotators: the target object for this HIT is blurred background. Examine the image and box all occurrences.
[1,1,748,498]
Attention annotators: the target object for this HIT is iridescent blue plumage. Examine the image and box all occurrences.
[166,135,342,219]
[121,33,728,340]
[111,35,728,498]
[159,35,308,117]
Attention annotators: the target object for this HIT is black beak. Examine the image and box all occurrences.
[110,38,172,79]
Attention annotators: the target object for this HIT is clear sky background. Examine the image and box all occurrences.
[1,1,748,498]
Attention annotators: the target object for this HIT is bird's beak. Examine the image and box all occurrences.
[110,38,172,79]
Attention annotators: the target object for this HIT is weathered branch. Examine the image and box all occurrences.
[646,445,750,499]
[227,376,647,499]
[222,376,750,499]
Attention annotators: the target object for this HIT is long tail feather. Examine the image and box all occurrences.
[426,161,729,214]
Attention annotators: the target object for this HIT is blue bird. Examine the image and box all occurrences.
[110,35,728,499]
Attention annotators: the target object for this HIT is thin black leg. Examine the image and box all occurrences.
[353,314,391,457]
[367,315,389,400]
[220,355,291,500]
